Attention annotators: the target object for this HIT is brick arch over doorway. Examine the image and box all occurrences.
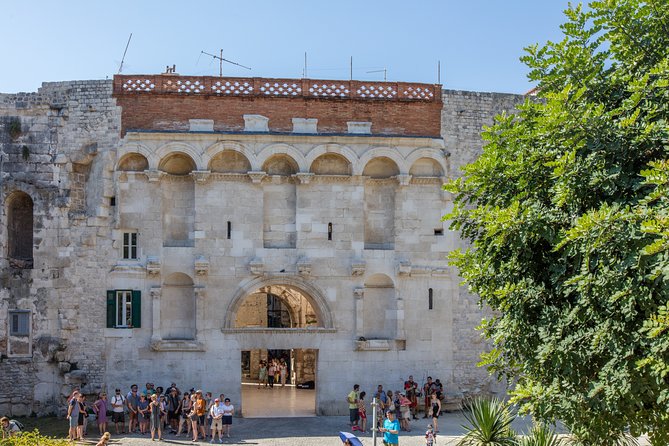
[223,276,335,329]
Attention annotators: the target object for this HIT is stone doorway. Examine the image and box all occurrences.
[240,348,317,417]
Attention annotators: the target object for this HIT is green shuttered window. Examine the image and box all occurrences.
[106,290,141,328]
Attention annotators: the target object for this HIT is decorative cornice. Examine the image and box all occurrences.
[146,257,161,276]
[351,261,366,276]
[396,174,412,186]
[150,340,205,352]
[247,171,267,184]
[194,256,209,276]
[410,176,443,185]
[294,173,315,184]
[191,170,211,183]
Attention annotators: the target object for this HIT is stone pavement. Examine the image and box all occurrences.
[79,414,652,446]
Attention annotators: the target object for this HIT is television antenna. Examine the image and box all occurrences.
[367,68,387,81]
[201,49,251,77]
[118,33,133,74]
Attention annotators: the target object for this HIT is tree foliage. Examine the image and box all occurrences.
[444,0,669,444]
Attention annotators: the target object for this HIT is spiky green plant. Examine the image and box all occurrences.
[457,396,518,446]
[518,424,564,446]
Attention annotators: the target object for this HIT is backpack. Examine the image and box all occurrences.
[9,419,24,431]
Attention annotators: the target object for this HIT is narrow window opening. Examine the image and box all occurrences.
[116,290,133,327]
[434,228,444,236]
[9,310,30,336]
[328,222,333,241]
[428,288,434,310]
[122,232,138,259]
[227,221,232,240]
[110,196,116,206]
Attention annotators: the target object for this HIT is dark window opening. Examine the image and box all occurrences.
[267,293,292,328]
[328,222,333,241]
[7,191,33,268]
[227,221,232,240]
[428,288,434,310]
[110,196,116,206]
[434,228,444,236]
[9,310,30,336]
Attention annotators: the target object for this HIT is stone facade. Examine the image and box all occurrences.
[0,76,523,416]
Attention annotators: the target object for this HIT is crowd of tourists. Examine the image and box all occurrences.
[66,382,235,443]
[256,358,289,388]
[345,375,446,445]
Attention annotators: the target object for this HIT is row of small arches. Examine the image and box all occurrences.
[117,143,446,178]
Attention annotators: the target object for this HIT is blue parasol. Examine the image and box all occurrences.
[339,431,364,446]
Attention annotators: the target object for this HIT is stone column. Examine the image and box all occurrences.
[354,288,364,338]
[195,287,206,339]
[150,287,162,343]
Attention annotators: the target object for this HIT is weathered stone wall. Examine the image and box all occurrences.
[441,89,525,396]
[0,79,524,417]
[0,80,120,415]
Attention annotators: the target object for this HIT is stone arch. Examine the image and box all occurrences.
[309,153,352,175]
[256,143,307,173]
[305,144,358,173]
[405,148,447,177]
[203,141,258,171]
[362,156,400,179]
[223,276,334,329]
[155,142,203,170]
[355,147,406,176]
[117,152,149,172]
[262,154,299,176]
[208,150,252,173]
[5,190,33,268]
[364,273,395,288]
[116,143,158,170]
[161,272,196,340]
[158,152,197,175]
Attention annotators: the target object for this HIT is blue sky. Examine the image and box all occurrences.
[2,0,571,94]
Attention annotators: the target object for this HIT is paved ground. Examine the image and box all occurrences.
[78,414,652,446]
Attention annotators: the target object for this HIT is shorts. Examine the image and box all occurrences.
[222,416,232,425]
[198,415,206,425]
[349,408,359,424]
[168,410,177,421]
[211,418,223,430]
[112,412,125,423]
[69,414,78,429]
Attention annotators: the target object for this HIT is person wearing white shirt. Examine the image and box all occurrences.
[221,398,234,438]
[209,398,225,444]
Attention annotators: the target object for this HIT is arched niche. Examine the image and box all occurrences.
[159,152,196,176]
[224,276,334,329]
[118,153,149,172]
[262,154,299,176]
[362,157,400,179]
[209,150,252,174]
[409,157,444,177]
[234,285,318,329]
[161,272,195,340]
[310,153,352,175]
[6,191,33,268]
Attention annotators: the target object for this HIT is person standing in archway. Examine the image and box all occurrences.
[268,360,276,388]
[258,361,268,389]
[280,359,288,386]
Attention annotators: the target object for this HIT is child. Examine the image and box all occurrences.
[425,424,437,446]
[96,431,111,446]
[357,391,367,433]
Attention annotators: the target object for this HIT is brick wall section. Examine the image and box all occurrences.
[113,75,442,137]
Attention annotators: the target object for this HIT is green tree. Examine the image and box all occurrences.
[444,1,669,444]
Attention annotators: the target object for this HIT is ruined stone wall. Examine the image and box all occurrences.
[441,89,525,396]
[0,80,120,415]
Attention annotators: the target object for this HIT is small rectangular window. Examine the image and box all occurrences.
[328,223,333,241]
[227,221,232,240]
[9,310,30,336]
[428,288,434,310]
[434,228,444,236]
[122,232,138,259]
[110,196,116,206]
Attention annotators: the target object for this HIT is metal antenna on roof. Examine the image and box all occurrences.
[118,33,133,74]
[201,49,251,77]
[366,68,387,81]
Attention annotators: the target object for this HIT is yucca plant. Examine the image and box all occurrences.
[518,424,564,446]
[0,430,69,446]
[457,396,518,446]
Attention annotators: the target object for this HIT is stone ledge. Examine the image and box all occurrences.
[150,340,206,352]
[355,339,406,351]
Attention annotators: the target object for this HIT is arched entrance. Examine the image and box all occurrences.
[225,278,332,417]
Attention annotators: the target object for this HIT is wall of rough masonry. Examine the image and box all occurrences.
[0,80,121,415]
[440,89,526,396]
[0,79,525,417]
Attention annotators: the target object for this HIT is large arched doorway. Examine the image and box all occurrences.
[232,283,323,417]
